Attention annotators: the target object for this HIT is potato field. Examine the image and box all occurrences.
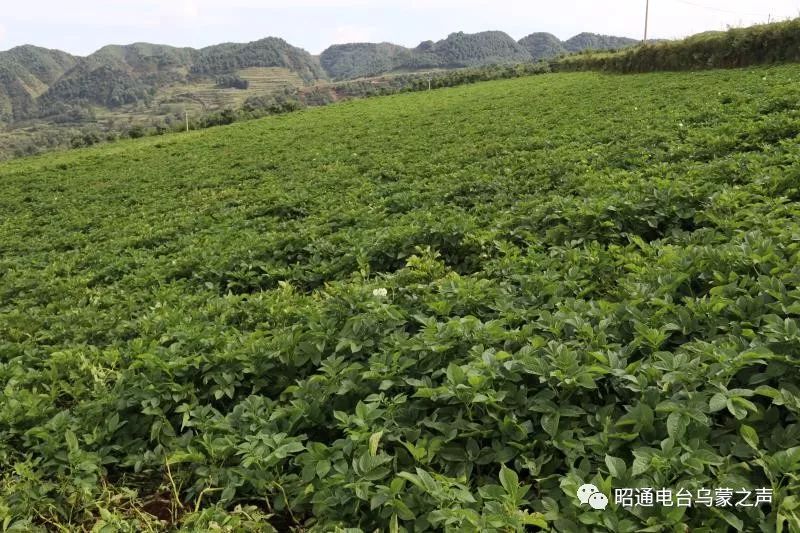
[2,66,800,531]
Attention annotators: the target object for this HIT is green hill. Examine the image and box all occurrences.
[517,32,567,61]
[37,38,323,114]
[90,42,197,71]
[320,30,640,80]
[319,42,413,80]
[0,45,78,122]
[562,32,639,52]
[410,30,533,68]
[516,32,639,62]
[191,37,326,82]
[320,31,532,80]
[2,62,800,531]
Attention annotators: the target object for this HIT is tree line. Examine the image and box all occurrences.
[554,18,800,73]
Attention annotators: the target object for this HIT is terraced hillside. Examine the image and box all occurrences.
[1,65,800,532]
[151,67,306,114]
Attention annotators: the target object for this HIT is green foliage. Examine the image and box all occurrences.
[518,33,567,61]
[70,131,101,148]
[216,75,250,90]
[562,33,639,53]
[2,60,800,532]
[410,31,532,69]
[126,125,146,138]
[557,17,800,73]
[32,43,198,113]
[320,43,413,80]
[191,38,325,83]
[0,45,78,121]
[39,64,152,110]
[242,91,305,115]
[3,38,323,119]
[320,31,532,80]
[310,63,549,105]
[320,31,639,81]
[93,43,196,71]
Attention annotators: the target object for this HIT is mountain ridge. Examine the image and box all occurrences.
[320,30,639,80]
[0,29,641,157]
[0,45,79,121]
[1,30,641,120]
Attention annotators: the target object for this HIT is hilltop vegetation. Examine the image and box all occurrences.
[2,62,800,531]
[35,38,323,115]
[411,31,532,69]
[190,38,326,82]
[0,45,78,122]
[320,31,639,80]
[557,18,800,73]
[517,33,566,61]
[320,42,413,80]
[321,31,531,81]
[562,32,638,53]
[516,32,639,62]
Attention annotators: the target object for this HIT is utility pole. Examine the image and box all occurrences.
[643,0,650,44]
[185,109,189,132]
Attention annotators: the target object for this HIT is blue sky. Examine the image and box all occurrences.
[1,0,798,56]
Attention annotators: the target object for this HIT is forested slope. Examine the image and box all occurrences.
[0,45,78,121]
[320,31,533,80]
[37,38,324,113]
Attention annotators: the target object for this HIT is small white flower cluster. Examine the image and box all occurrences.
[372,288,388,298]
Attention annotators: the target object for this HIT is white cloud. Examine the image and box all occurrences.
[0,24,6,44]
[331,25,378,44]
[177,0,201,18]
[141,0,203,26]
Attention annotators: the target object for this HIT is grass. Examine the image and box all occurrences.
[2,65,800,531]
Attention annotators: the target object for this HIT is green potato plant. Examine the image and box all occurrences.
[2,64,800,531]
